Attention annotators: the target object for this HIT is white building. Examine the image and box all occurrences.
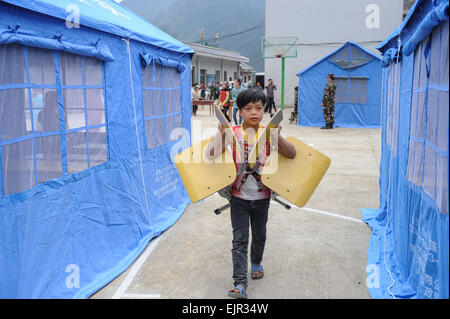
[265,0,404,108]
[186,42,254,87]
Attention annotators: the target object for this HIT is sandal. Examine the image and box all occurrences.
[251,264,264,280]
[227,284,248,299]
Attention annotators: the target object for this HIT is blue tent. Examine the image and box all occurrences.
[0,0,194,298]
[362,0,448,299]
[296,41,382,128]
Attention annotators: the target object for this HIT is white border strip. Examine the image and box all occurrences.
[272,201,365,224]
[301,206,365,224]
[112,236,162,299]
[122,293,161,299]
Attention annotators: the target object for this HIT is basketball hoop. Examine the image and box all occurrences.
[262,36,298,110]
[262,36,298,59]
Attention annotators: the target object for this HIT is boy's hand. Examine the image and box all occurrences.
[272,125,296,159]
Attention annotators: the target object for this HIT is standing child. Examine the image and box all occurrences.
[207,89,296,299]
[191,86,200,116]
[217,82,232,122]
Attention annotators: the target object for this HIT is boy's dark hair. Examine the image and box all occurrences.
[236,88,266,109]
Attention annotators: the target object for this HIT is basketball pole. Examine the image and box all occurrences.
[263,36,297,111]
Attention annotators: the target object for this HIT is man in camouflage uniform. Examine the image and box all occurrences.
[320,73,336,129]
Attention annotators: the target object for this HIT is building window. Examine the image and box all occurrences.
[215,70,221,82]
[200,69,206,85]
[0,44,108,195]
[334,77,368,104]
[142,63,182,149]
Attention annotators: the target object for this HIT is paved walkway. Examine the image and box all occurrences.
[92,107,380,299]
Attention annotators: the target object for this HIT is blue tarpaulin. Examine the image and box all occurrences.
[296,41,382,128]
[362,0,449,299]
[0,0,194,298]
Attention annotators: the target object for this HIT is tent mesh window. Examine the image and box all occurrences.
[386,61,401,157]
[59,52,107,174]
[329,45,373,70]
[0,44,107,195]
[142,63,182,149]
[406,22,449,215]
[334,77,368,104]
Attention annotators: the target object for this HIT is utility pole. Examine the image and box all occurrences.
[215,32,219,47]
[200,27,205,45]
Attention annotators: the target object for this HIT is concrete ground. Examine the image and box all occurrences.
[91,106,381,299]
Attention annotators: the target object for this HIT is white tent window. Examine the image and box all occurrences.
[335,77,368,104]
[142,63,182,149]
[0,44,107,195]
[329,45,373,70]
[407,22,449,215]
[59,52,107,176]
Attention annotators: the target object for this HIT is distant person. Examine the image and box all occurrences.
[264,79,277,116]
[320,73,336,129]
[38,91,60,132]
[200,82,206,100]
[215,82,221,97]
[209,82,219,100]
[191,83,198,98]
[231,78,245,125]
[192,86,200,116]
[255,81,263,90]
[294,86,298,114]
[289,86,299,124]
[217,82,231,122]
[32,90,44,131]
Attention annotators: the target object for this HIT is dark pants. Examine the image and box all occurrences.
[230,196,270,289]
[322,103,335,126]
[265,96,276,114]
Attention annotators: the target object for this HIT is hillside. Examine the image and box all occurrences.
[120,0,265,72]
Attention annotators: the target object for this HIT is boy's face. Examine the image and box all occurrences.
[239,100,264,127]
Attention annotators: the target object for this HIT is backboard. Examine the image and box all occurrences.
[262,36,298,59]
